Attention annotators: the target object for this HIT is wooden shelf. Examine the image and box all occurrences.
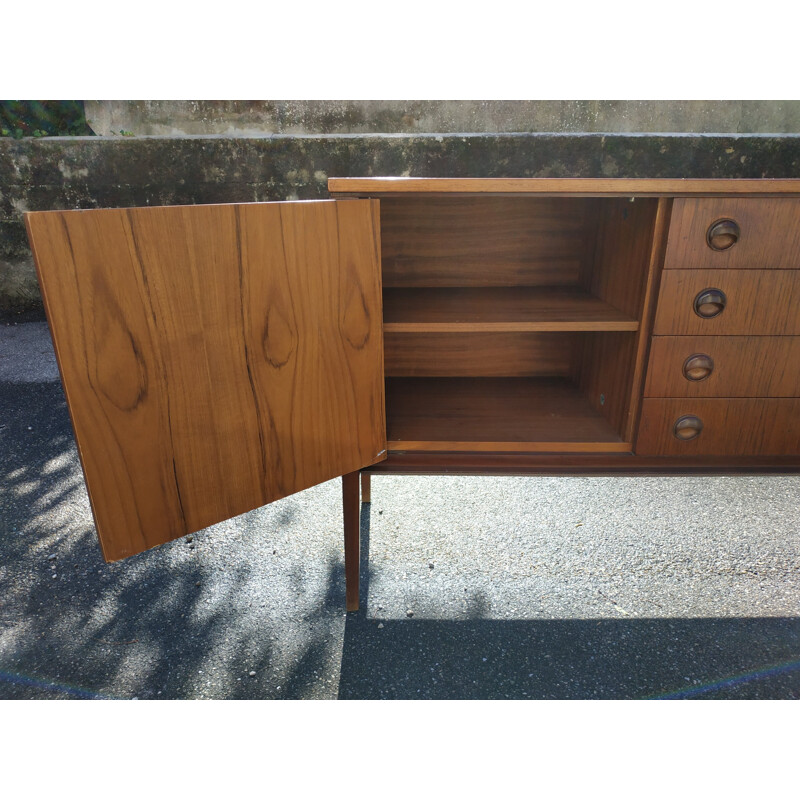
[385,377,631,452]
[382,287,639,333]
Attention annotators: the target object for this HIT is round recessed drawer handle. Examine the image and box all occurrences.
[673,415,703,441]
[693,288,727,318]
[707,218,740,251]
[683,353,714,381]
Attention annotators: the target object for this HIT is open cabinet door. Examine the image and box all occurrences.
[26,200,387,562]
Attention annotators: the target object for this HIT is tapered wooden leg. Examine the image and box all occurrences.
[342,471,360,612]
[361,472,371,504]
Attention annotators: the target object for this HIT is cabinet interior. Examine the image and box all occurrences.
[380,195,660,451]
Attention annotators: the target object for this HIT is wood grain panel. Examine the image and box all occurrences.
[380,197,599,287]
[385,377,629,452]
[624,197,673,442]
[590,198,659,318]
[330,177,800,197]
[579,197,667,440]
[578,332,638,439]
[665,198,800,269]
[384,332,580,377]
[645,336,800,397]
[636,398,800,456]
[653,270,800,335]
[383,288,638,332]
[26,200,387,562]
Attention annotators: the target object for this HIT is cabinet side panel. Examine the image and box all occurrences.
[580,197,667,439]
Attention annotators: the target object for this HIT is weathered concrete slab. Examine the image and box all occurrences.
[84,101,800,136]
[3,133,800,313]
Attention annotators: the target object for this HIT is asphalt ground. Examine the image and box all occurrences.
[1,320,799,699]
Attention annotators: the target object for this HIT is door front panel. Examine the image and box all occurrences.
[26,200,386,561]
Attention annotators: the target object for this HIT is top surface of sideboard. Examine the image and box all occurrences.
[328,177,800,197]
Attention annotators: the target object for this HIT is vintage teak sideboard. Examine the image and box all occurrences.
[25,178,800,611]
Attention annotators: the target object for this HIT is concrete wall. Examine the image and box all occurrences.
[84,101,800,136]
[4,131,800,315]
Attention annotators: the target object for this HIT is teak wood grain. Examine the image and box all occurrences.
[577,332,638,440]
[385,377,629,452]
[623,197,673,442]
[383,331,580,377]
[382,287,639,332]
[578,197,667,441]
[645,336,800,398]
[26,200,387,562]
[380,197,599,287]
[653,269,800,335]
[329,178,800,197]
[665,198,800,269]
[588,198,659,319]
[636,399,800,456]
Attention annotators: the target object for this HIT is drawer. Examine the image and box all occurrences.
[665,198,800,270]
[635,398,800,456]
[644,336,800,397]
[652,269,800,335]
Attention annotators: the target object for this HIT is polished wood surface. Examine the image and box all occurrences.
[380,197,599,287]
[384,331,580,377]
[653,269,800,335]
[636,398,800,456]
[330,178,800,197]
[27,200,387,561]
[580,197,667,440]
[365,452,800,475]
[342,471,360,612]
[383,288,639,332]
[665,198,800,269]
[645,336,800,397]
[577,332,638,441]
[361,472,371,503]
[385,377,630,452]
[589,198,659,318]
[624,197,673,442]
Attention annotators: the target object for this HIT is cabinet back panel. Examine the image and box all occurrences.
[380,197,601,287]
[384,332,580,377]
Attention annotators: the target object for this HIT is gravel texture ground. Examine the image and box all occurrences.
[1,321,799,699]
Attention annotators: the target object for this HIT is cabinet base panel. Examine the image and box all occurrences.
[367,453,800,476]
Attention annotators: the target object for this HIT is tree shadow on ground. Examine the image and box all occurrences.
[1,382,799,700]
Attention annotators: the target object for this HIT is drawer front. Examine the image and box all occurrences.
[653,269,800,335]
[644,336,800,397]
[665,198,800,270]
[635,398,800,456]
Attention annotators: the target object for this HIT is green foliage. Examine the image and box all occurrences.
[0,101,94,137]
